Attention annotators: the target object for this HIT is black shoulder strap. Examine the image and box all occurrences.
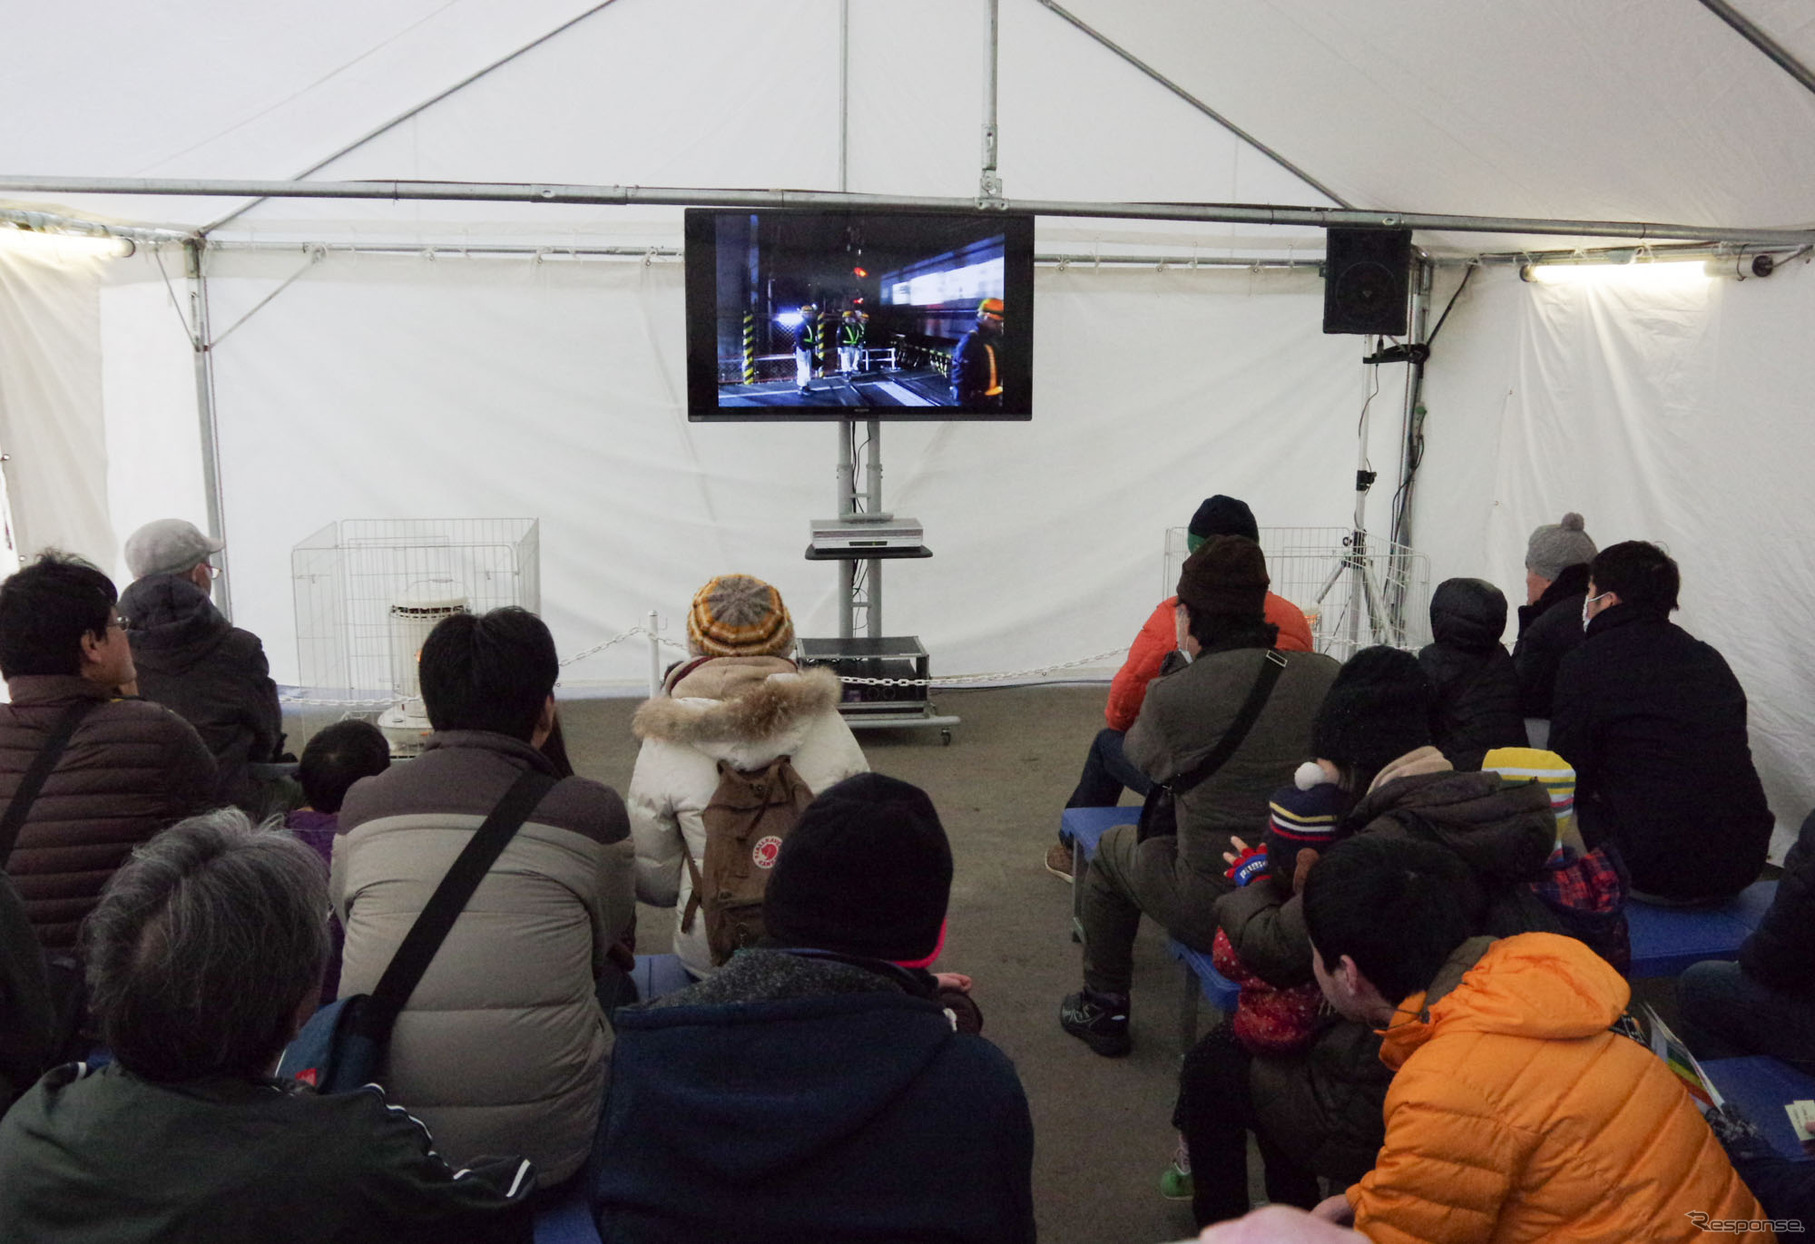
[357,768,558,1039]
[0,699,103,868]
[1170,649,1289,796]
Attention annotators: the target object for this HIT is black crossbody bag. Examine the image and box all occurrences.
[1136,649,1288,843]
[279,768,557,1093]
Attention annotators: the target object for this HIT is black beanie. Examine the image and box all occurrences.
[764,773,953,962]
[1312,646,1433,787]
[1176,535,1269,620]
[1188,495,1259,547]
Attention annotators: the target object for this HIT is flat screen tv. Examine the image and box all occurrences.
[684,208,1033,420]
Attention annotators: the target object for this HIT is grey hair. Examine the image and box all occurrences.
[83,808,329,1082]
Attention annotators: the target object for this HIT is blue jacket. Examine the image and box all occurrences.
[593,951,1035,1243]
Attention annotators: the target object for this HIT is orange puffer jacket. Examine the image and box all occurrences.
[1104,594,1313,731]
[1350,933,1772,1244]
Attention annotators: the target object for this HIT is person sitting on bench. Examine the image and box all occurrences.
[1303,834,1770,1242]
[1054,495,1311,884]
[1678,805,1815,1076]
[1550,540,1773,903]
[1058,536,1336,1057]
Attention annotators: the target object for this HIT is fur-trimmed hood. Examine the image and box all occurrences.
[634,661,843,764]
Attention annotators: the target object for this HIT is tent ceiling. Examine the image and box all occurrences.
[3,0,1812,256]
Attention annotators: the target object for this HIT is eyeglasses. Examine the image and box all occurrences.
[107,616,132,633]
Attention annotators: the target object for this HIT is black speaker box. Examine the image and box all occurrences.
[1322,227,1412,335]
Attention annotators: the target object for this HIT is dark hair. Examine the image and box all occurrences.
[0,552,117,678]
[1589,540,1678,615]
[1184,607,1279,653]
[297,719,392,814]
[1302,835,1481,1005]
[418,607,558,741]
[83,810,328,1081]
[1311,646,1434,793]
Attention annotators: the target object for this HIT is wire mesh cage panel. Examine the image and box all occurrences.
[1163,526,1431,663]
[292,519,541,696]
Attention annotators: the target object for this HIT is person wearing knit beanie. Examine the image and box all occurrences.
[595,769,1037,1244]
[1187,495,1260,552]
[764,773,953,964]
[1222,765,1350,890]
[633,575,868,980]
[1061,539,1339,1058]
[1514,514,1596,725]
[1060,502,1313,855]
[1524,512,1596,596]
[1311,646,1434,792]
[686,574,794,658]
[1176,535,1270,629]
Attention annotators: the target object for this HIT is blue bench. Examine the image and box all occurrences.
[533,1186,601,1244]
[1626,880,1778,978]
[630,953,696,1003]
[1059,806,1239,1050]
[1058,805,1137,942]
[1167,937,1241,1051]
[1704,1056,1815,1162]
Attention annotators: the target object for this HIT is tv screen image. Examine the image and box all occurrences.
[684,209,1034,421]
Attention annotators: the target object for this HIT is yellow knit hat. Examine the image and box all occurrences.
[687,575,794,658]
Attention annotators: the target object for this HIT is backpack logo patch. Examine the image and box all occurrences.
[752,835,783,870]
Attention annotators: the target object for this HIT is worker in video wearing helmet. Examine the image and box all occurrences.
[951,297,1005,410]
[838,310,865,373]
[794,304,820,390]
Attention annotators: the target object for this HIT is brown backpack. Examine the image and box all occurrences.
[681,756,816,965]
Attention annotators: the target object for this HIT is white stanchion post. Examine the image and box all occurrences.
[647,611,662,698]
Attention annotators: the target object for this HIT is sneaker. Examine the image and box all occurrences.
[1045,840,1076,883]
[1159,1140,1193,1201]
[1059,989,1131,1057]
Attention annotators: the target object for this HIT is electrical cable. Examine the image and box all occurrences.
[1424,264,1475,349]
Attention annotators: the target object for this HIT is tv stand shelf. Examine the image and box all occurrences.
[797,420,956,742]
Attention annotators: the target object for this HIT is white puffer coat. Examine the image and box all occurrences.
[629,657,868,978]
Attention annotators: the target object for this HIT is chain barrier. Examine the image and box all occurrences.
[558,625,687,667]
[281,630,1127,705]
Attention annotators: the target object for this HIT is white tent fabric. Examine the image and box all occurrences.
[181,252,1394,687]
[1,0,1813,848]
[0,247,115,564]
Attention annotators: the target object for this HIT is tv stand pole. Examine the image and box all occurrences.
[800,417,958,741]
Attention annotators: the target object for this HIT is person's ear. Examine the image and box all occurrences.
[78,628,107,669]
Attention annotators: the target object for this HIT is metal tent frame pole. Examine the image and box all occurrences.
[1696,0,1815,99]
[2,176,1809,248]
[183,238,233,620]
[1033,0,1352,208]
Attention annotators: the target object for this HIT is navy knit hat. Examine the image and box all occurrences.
[1187,495,1259,551]
[1312,646,1433,788]
[763,773,953,963]
[1263,774,1350,884]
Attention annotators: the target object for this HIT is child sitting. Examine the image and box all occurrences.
[1216,765,1351,1056]
[1482,746,1630,973]
[1164,766,1349,1203]
[284,719,392,1002]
